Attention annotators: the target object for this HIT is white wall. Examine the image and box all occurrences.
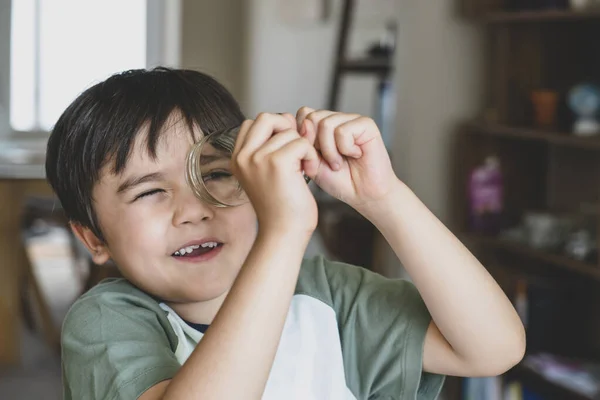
[178,1,485,278]
[180,0,246,102]
[244,0,395,117]
[393,1,483,221]
[0,0,10,137]
[377,0,484,278]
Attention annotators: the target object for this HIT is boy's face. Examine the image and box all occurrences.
[75,119,258,308]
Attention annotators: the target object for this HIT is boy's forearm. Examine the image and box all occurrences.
[161,230,310,400]
[362,180,525,374]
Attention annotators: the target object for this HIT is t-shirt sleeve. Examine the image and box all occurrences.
[317,257,445,399]
[61,281,181,400]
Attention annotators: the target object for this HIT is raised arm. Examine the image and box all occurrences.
[143,113,321,399]
[295,107,525,378]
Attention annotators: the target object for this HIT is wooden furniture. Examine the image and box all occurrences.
[318,0,395,272]
[327,0,393,110]
[19,196,89,352]
[449,2,600,398]
[0,171,55,365]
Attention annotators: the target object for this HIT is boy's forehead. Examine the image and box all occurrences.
[145,120,201,154]
[102,118,203,180]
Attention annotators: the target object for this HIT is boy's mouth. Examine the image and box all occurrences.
[172,240,224,259]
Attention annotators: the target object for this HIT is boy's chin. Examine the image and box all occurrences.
[163,291,230,306]
[164,278,234,304]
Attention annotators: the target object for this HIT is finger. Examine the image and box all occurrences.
[305,109,337,128]
[336,116,379,149]
[318,113,365,159]
[336,127,363,159]
[232,119,254,159]
[322,115,364,158]
[300,119,318,148]
[317,122,342,171]
[306,110,357,163]
[272,137,321,180]
[253,129,301,160]
[296,106,316,129]
[241,113,296,154]
[298,120,322,177]
[306,111,339,170]
[279,112,297,128]
[311,112,357,170]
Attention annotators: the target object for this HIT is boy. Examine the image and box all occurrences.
[47,67,525,400]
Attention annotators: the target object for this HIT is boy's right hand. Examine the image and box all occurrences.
[232,113,320,236]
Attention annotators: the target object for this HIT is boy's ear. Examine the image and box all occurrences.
[70,222,111,265]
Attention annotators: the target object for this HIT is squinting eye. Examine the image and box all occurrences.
[203,170,232,182]
[134,189,165,201]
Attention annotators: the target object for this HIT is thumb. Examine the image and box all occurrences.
[300,141,321,180]
[300,119,318,149]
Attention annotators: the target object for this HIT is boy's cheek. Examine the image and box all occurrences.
[104,211,170,253]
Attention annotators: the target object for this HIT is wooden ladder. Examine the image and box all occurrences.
[328,0,394,111]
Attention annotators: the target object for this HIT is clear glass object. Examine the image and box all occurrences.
[186,126,311,207]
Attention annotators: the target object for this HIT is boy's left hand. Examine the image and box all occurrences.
[295,107,398,215]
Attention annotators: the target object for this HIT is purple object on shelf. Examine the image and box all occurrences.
[468,156,504,235]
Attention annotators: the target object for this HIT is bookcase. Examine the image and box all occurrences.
[448,1,600,399]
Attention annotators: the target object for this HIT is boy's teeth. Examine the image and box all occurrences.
[178,245,198,254]
[174,244,214,256]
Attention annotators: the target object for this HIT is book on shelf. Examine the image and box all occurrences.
[463,354,600,400]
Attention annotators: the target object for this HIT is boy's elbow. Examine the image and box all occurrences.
[493,337,526,375]
[476,330,526,376]
[509,332,527,368]
[502,323,527,371]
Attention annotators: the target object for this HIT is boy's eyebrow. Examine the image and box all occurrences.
[199,154,227,165]
[117,172,165,194]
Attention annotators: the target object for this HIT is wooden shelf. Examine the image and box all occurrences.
[466,122,600,151]
[452,3,600,400]
[508,363,595,400]
[463,234,600,282]
[483,9,600,23]
[339,57,391,74]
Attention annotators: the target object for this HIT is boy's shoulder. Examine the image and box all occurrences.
[62,257,443,399]
[297,255,444,399]
[297,254,375,295]
[63,277,179,349]
[71,277,164,314]
[69,255,414,320]
[79,277,148,298]
[297,254,422,313]
[69,256,351,312]
[61,279,181,400]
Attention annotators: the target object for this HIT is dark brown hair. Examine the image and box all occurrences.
[45,67,245,240]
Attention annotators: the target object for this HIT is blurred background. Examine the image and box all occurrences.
[1,0,600,399]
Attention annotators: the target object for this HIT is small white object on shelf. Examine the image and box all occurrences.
[568,84,600,137]
[570,0,592,10]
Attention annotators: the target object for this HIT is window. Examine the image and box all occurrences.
[0,0,181,136]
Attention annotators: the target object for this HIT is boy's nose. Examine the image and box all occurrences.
[172,191,215,225]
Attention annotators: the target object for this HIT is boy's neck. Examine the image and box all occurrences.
[166,291,229,325]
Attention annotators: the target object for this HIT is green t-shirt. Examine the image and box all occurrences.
[62,255,444,399]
